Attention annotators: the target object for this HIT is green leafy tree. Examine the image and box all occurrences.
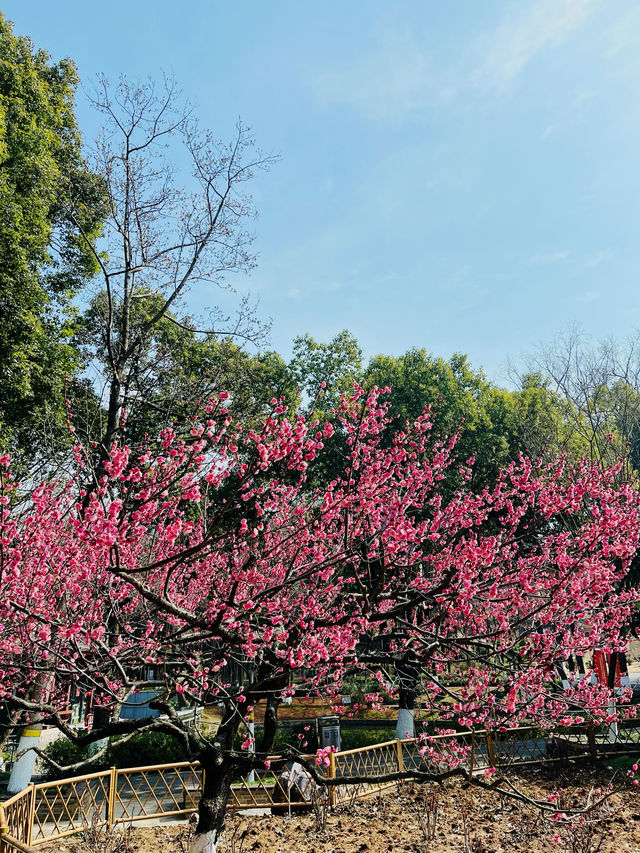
[77,288,297,447]
[0,15,104,462]
[288,330,362,411]
[509,372,592,463]
[282,331,362,486]
[364,349,517,492]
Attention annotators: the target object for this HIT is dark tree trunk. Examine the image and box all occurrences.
[398,687,416,711]
[259,692,281,753]
[257,673,287,754]
[87,705,111,756]
[191,704,241,852]
[84,373,123,505]
[101,374,123,461]
[395,661,419,739]
[192,754,234,852]
[396,687,416,739]
[0,704,19,754]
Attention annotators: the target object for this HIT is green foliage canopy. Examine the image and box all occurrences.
[0,14,104,460]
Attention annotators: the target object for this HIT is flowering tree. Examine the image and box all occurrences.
[1,387,639,852]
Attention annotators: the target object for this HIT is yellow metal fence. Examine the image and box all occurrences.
[2,719,640,852]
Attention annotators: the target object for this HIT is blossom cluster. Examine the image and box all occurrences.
[0,387,639,768]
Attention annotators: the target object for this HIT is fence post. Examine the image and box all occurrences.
[586,723,597,759]
[395,739,404,774]
[25,784,36,847]
[0,804,8,851]
[107,767,117,830]
[328,750,336,808]
[468,732,475,781]
[486,732,495,768]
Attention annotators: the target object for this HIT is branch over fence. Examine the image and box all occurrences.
[2,720,640,852]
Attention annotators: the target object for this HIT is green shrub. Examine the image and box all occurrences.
[107,731,188,768]
[338,675,393,705]
[248,723,319,754]
[42,738,91,779]
[604,754,637,772]
[251,723,396,754]
[339,726,395,750]
[43,731,189,779]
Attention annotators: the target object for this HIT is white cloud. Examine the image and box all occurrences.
[604,5,640,58]
[442,265,471,290]
[530,250,570,264]
[313,0,598,120]
[566,249,614,278]
[583,249,613,269]
[313,28,455,121]
[472,0,598,93]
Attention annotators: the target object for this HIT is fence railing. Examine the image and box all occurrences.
[0,755,313,852]
[2,718,640,852]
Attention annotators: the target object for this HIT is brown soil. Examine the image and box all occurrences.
[45,765,640,853]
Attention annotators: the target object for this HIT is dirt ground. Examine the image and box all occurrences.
[44,764,640,853]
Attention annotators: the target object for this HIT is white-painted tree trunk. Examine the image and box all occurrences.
[247,711,255,784]
[7,725,42,793]
[190,829,219,853]
[395,707,415,740]
[607,700,618,744]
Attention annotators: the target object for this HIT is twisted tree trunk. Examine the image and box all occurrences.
[191,755,234,853]
[190,706,241,853]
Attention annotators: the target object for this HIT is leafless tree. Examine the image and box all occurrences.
[517,327,640,476]
[68,75,276,478]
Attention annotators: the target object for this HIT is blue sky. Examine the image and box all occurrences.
[5,0,640,383]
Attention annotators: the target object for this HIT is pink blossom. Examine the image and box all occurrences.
[0,385,638,799]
